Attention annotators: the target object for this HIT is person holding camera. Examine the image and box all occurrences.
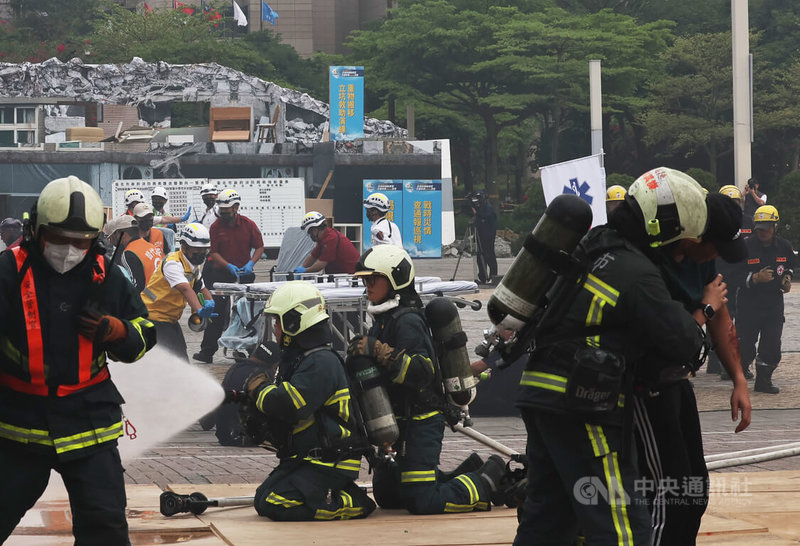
[470,192,497,285]
[742,178,766,233]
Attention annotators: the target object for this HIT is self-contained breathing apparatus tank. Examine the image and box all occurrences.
[346,354,399,448]
[425,297,478,407]
[482,194,593,357]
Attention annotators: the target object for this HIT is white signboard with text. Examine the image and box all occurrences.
[111,178,306,247]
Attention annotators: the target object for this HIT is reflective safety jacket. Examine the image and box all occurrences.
[367,306,440,418]
[738,234,797,310]
[142,250,200,323]
[0,246,155,461]
[253,345,363,479]
[517,227,703,425]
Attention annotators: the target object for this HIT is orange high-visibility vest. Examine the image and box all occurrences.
[126,237,162,285]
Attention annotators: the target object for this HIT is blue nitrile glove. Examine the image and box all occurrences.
[197,300,219,319]
[293,266,306,274]
[181,207,192,222]
[227,263,240,278]
[242,261,255,275]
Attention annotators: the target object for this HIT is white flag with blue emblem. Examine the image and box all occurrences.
[540,153,606,227]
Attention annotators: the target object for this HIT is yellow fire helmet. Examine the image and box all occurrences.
[754,205,779,224]
[719,185,743,200]
[606,185,627,202]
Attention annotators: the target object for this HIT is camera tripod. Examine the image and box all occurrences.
[450,221,484,282]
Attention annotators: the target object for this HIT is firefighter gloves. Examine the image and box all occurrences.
[347,335,398,368]
[245,372,270,401]
[76,309,127,344]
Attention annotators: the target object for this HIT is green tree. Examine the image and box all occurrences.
[752,60,800,181]
[495,8,672,164]
[641,32,733,178]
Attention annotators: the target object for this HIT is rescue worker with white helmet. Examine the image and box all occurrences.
[124,188,146,215]
[514,167,709,544]
[150,186,192,232]
[103,215,155,292]
[0,176,156,543]
[736,204,796,393]
[194,189,264,363]
[245,281,376,521]
[363,192,403,248]
[348,245,507,514]
[295,211,360,274]
[142,223,216,361]
[196,183,219,229]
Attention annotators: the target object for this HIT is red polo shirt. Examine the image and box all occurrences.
[311,226,360,274]
[210,214,264,267]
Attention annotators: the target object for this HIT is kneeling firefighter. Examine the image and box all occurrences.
[347,245,507,515]
[512,168,710,545]
[244,281,376,521]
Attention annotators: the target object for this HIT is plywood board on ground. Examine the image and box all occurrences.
[707,491,800,512]
[710,470,800,492]
[721,512,800,541]
[207,511,519,546]
[696,513,767,535]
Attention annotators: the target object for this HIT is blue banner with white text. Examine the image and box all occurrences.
[329,66,364,141]
[402,180,442,258]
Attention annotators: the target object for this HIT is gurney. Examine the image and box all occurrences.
[212,276,481,357]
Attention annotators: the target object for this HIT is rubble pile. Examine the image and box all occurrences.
[0,57,407,142]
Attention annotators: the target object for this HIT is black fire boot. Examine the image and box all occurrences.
[439,452,484,482]
[754,363,780,394]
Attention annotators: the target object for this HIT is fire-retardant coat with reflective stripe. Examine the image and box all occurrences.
[253,345,363,479]
[517,227,704,426]
[0,246,155,462]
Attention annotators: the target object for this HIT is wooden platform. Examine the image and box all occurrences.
[8,472,800,545]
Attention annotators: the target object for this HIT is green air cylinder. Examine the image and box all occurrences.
[487,194,593,334]
[346,354,399,447]
[425,297,477,407]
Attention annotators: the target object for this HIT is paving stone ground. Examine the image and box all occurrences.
[123,255,800,486]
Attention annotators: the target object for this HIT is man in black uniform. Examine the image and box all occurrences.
[741,178,766,234]
[737,205,795,394]
[513,167,708,545]
[471,191,498,285]
[348,244,505,514]
[0,176,156,544]
[246,281,376,520]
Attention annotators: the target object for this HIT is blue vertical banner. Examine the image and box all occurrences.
[329,66,364,141]
[402,180,442,258]
[362,180,404,251]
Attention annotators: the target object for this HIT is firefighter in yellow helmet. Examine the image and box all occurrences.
[736,205,795,393]
[246,281,376,521]
[0,176,155,543]
[605,184,627,214]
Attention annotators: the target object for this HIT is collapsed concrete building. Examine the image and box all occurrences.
[0,57,452,242]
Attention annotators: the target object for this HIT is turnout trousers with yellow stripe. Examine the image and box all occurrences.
[513,409,652,546]
[0,440,128,545]
[373,413,490,515]
[254,459,376,521]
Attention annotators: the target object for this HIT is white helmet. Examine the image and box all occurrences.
[125,189,145,207]
[180,222,211,248]
[216,189,241,208]
[36,176,105,239]
[301,211,326,231]
[151,186,168,199]
[200,183,218,196]
[354,245,415,290]
[363,192,390,212]
[264,281,329,336]
[628,167,708,247]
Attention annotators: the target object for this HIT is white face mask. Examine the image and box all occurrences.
[42,241,89,274]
